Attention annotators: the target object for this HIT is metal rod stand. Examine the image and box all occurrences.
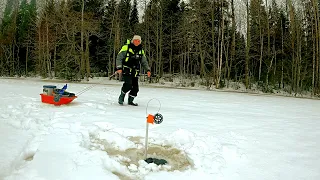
[144,121,149,159]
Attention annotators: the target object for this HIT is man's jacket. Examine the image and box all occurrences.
[116,40,150,77]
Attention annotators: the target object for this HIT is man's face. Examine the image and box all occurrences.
[133,39,141,46]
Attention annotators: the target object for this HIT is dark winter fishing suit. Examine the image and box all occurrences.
[116,40,150,105]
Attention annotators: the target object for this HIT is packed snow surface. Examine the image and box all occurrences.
[0,78,319,180]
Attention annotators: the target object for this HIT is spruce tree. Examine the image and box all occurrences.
[0,0,19,75]
[16,0,37,75]
[118,0,131,42]
[97,0,117,74]
[129,0,139,33]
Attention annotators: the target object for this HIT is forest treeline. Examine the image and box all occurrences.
[1,0,320,95]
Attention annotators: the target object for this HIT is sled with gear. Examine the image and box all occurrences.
[40,84,77,106]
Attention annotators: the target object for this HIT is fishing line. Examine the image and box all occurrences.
[76,73,119,96]
[146,98,161,115]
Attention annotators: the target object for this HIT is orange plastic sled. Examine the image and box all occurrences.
[40,93,77,106]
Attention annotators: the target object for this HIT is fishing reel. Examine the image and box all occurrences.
[146,98,163,124]
[153,113,164,124]
[147,113,163,124]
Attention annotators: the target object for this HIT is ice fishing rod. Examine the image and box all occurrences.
[144,98,164,159]
[143,98,167,165]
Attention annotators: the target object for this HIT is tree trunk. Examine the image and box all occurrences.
[180,55,183,74]
[245,0,250,89]
[217,7,224,89]
[12,43,15,76]
[46,15,51,78]
[159,4,163,77]
[259,35,263,81]
[266,35,275,86]
[42,30,46,75]
[199,40,205,78]
[54,41,57,77]
[211,1,216,83]
[85,33,90,81]
[156,7,159,75]
[317,0,320,95]
[312,10,315,95]
[187,41,190,75]
[258,6,263,81]
[81,0,85,78]
[288,0,295,93]
[0,46,3,75]
[230,0,236,81]
[170,18,173,74]
[26,44,28,75]
[281,17,284,89]
[114,22,120,74]
[296,24,301,93]
[38,24,42,74]
[311,0,320,94]
[273,35,276,82]
[266,0,270,62]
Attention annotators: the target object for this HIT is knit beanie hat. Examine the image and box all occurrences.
[132,35,141,42]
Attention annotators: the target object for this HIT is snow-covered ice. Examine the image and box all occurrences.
[0,78,320,180]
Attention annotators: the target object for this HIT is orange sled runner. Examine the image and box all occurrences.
[40,85,77,106]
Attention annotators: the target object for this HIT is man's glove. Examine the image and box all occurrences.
[116,69,122,74]
[147,71,151,78]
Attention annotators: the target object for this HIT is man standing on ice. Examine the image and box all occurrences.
[115,35,151,106]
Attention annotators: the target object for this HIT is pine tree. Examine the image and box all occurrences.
[176,1,190,75]
[130,0,139,33]
[0,0,16,75]
[97,0,117,75]
[0,0,19,76]
[0,0,16,35]
[161,0,181,75]
[250,0,268,82]
[16,0,37,75]
[118,0,131,42]
[17,0,29,42]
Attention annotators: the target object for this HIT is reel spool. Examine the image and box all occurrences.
[146,113,163,124]
[153,113,163,124]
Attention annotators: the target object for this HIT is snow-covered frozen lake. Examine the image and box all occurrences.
[0,78,319,180]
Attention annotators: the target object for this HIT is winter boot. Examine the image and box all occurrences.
[128,95,138,106]
[118,91,125,105]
